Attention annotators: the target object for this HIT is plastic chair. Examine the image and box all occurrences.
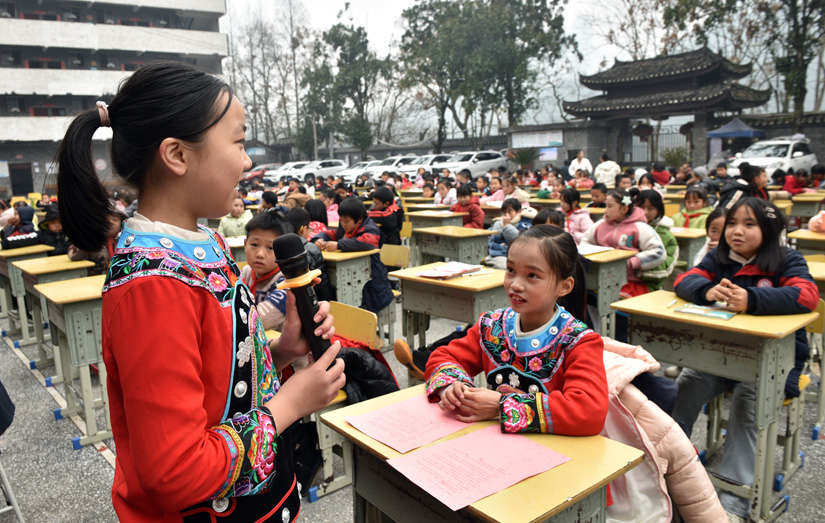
[664,203,680,218]
[399,221,413,245]
[0,451,25,522]
[307,301,380,502]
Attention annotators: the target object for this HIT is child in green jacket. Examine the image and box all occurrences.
[671,186,713,229]
[637,190,679,291]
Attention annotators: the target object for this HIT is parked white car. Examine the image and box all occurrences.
[365,155,419,179]
[729,136,818,177]
[337,160,382,184]
[398,154,452,179]
[263,161,309,183]
[267,159,348,185]
[432,150,508,178]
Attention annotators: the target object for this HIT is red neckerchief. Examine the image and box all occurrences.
[345,221,365,239]
[681,210,703,227]
[248,266,280,296]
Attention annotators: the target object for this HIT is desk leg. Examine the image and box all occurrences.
[3,280,18,336]
[28,290,54,374]
[56,329,80,417]
[0,282,7,320]
[14,294,36,347]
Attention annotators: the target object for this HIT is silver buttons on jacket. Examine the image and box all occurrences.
[193,246,206,260]
[124,234,135,246]
[212,498,229,513]
[234,381,248,398]
[159,238,174,249]
[495,374,503,384]
[529,385,539,393]
[531,339,540,348]
[233,412,243,419]
[281,507,290,522]
[213,245,222,256]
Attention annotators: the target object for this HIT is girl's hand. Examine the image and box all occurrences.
[314,239,326,249]
[439,382,468,412]
[724,282,749,312]
[270,289,335,370]
[455,388,501,422]
[265,342,345,431]
[705,278,733,303]
[707,240,719,250]
[324,241,338,252]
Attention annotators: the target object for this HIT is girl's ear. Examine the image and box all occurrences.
[157,137,187,177]
[556,275,576,297]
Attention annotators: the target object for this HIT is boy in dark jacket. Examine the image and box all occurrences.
[1,205,38,250]
[37,204,71,256]
[312,197,393,314]
[368,187,404,245]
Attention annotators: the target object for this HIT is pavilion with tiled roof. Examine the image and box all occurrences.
[564,47,770,119]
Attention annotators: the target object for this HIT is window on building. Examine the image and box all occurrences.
[124,61,144,72]
[6,98,24,114]
[22,12,59,21]
[0,50,20,67]
[32,106,67,117]
[122,18,150,27]
[96,9,116,24]
[0,2,14,18]
[28,59,62,70]
[100,54,119,70]
[67,52,84,68]
[71,98,90,113]
[154,14,172,28]
[63,8,80,22]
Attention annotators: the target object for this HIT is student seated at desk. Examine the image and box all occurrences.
[782,168,809,195]
[501,175,530,203]
[560,188,593,243]
[433,179,457,206]
[635,190,678,291]
[0,205,37,249]
[479,177,504,203]
[671,186,713,229]
[585,183,608,208]
[484,198,536,270]
[421,182,436,199]
[534,208,565,228]
[312,196,393,314]
[581,188,666,299]
[368,187,404,244]
[691,207,727,267]
[319,189,340,223]
[303,199,328,239]
[537,177,565,199]
[425,225,608,435]
[216,197,253,238]
[36,192,53,210]
[476,175,492,197]
[36,204,71,256]
[672,198,817,522]
[718,163,769,210]
[449,185,484,229]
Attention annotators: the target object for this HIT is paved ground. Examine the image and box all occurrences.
[1,301,823,523]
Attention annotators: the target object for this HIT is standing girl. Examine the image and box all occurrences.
[56,62,345,522]
[580,188,666,298]
[672,198,816,521]
[559,188,593,244]
[426,225,608,435]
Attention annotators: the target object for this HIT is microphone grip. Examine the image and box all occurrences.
[292,284,331,361]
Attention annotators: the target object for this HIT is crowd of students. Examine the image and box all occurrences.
[3,59,819,523]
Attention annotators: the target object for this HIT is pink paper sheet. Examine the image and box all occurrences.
[346,394,469,454]
[388,425,570,511]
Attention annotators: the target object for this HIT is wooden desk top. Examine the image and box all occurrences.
[321,385,644,522]
[390,262,505,291]
[322,249,379,262]
[225,236,245,248]
[611,290,819,339]
[670,227,707,239]
[788,229,825,241]
[406,210,468,218]
[403,197,435,203]
[587,207,606,214]
[405,204,449,211]
[399,189,423,195]
[34,274,106,305]
[246,204,261,210]
[13,256,94,276]
[808,262,825,282]
[773,200,793,210]
[0,244,54,259]
[582,248,636,264]
[413,226,496,238]
[792,193,825,202]
[529,198,561,205]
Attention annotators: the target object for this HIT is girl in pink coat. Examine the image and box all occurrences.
[560,188,594,243]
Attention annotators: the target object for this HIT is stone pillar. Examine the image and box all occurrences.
[692,112,710,167]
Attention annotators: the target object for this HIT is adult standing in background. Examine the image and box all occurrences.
[568,149,593,179]
[594,153,621,186]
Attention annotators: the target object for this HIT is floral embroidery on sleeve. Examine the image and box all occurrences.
[210,407,280,500]
[425,363,473,402]
[499,393,552,434]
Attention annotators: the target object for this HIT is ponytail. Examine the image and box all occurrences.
[56,110,114,252]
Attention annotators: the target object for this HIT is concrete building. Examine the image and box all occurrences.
[0,0,227,197]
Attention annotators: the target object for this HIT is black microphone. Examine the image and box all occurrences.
[273,233,331,361]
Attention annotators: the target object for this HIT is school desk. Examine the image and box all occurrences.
[406,211,467,265]
[790,193,825,218]
[404,197,436,204]
[528,198,560,210]
[412,226,495,266]
[670,227,707,269]
[14,257,94,383]
[404,204,449,213]
[35,275,111,450]
[480,204,503,226]
[772,200,793,217]
[320,384,644,523]
[390,262,507,352]
[788,229,825,255]
[612,290,819,522]
[224,235,246,263]
[206,217,222,231]
[0,244,54,344]
[583,249,636,338]
[399,189,424,197]
[587,207,606,219]
[321,249,380,308]
[665,184,687,194]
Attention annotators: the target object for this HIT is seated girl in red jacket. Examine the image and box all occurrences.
[782,168,809,195]
[672,197,817,520]
[449,185,484,228]
[425,225,608,435]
